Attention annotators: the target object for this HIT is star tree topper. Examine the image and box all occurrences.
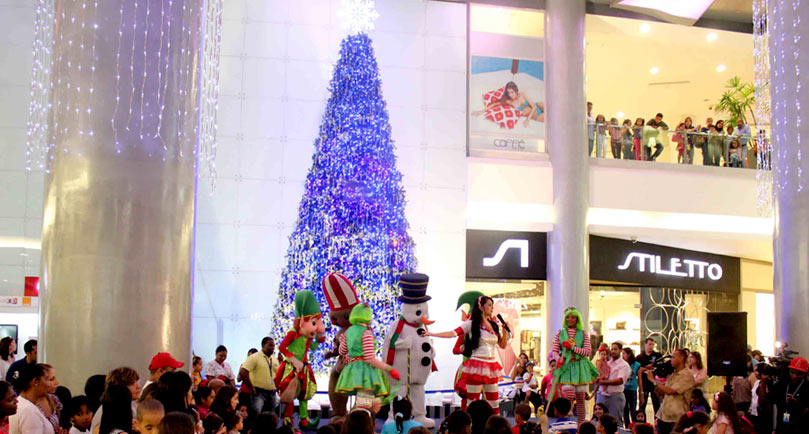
[338,0,379,35]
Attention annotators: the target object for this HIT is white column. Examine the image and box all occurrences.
[544,0,589,355]
[39,0,202,390]
[770,0,809,357]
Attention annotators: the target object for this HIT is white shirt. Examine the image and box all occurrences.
[751,380,760,416]
[601,356,631,395]
[0,358,13,381]
[69,427,89,434]
[458,321,501,361]
[9,396,55,434]
[522,372,538,393]
[204,360,234,381]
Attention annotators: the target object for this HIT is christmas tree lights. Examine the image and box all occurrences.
[270,32,417,373]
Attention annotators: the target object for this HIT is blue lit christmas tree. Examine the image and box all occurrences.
[270,30,417,373]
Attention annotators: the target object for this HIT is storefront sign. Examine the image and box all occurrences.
[466,230,547,280]
[590,235,741,293]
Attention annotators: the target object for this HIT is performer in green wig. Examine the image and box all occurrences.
[548,307,599,424]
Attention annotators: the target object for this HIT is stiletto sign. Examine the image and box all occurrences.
[466,230,547,280]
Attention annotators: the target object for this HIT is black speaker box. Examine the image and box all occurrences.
[707,312,748,377]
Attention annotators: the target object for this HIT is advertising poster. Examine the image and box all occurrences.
[470,32,545,152]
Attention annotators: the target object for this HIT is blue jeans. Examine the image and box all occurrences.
[623,389,638,428]
[650,142,664,160]
[252,388,278,415]
[588,138,595,156]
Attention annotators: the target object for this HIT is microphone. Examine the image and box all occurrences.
[496,313,511,334]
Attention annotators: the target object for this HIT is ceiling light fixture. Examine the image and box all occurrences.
[707,32,718,41]
[614,0,715,26]
[617,111,625,118]
[716,64,726,72]
[640,23,651,34]
[649,66,659,74]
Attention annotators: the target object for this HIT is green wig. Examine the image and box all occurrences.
[562,307,584,330]
[349,303,373,325]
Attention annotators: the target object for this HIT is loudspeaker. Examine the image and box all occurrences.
[707,312,748,377]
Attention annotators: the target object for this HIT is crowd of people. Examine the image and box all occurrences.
[586,102,760,168]
[503,334,807,434]
[0,332,804,434]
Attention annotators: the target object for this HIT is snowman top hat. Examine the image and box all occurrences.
[398,273,431,304]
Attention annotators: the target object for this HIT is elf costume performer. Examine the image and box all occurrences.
[548,307,599,424]
[274,290,326,429]
[428,295,511,413]
[452,291,485,410]
[322,272,360,418]
[336,303,401,408]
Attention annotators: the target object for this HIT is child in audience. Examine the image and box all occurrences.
[202,413,225,434]
[381,396,423,434]
[68,396,93,434]
[547,398,577,434]
[523,362,541,411]
[222,411,243,434]
[134,399,165,434]
[512,402,541,434]
[673,123,686,163]
[589,344,611,399]
[595,115,607,157]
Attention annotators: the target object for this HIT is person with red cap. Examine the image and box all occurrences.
[776,356,809,433]
[143,352,184,395]
[322,272,360,418]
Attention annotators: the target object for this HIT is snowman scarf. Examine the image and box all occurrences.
[386,316,438,372]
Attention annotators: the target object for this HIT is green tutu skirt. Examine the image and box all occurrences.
[335,360,391,397]
[554,356,599,386]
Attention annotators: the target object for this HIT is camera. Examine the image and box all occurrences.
[653,355,674,378]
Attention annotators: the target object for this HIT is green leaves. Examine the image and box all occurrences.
[712,76,757,126]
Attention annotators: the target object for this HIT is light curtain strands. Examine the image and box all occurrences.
[770,0,808,194]
[26,0,56,172]
[754,0,773,216]
[25,0,223,183]
[199,0,224,187]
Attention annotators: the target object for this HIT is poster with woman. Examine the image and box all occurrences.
[469,32,545,153]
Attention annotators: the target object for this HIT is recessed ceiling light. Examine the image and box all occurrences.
[716,64,726,72]
[617,111,625,118]
[640,23,651,34]
[707,32,718,41]
[649,66,659,74]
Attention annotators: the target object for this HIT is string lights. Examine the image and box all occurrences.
[271,32,416,374]
[338,0,380,35]
[754,0,773,215]
[25,0,223,188]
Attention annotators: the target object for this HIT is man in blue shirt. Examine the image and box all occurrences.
[735,119,752,167]
[6,339,37,385]
[548,397,579,434]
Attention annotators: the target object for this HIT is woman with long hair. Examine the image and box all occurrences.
[34,364,62,433]
[427,296,511,413]
[9,364,54,434]
[687,352,708,390]
[193,385,214,420]
[473,82,545,126]
[153,371,194,415]
[622,347,640,427]
[209,386,238,419]
[711,391,740,434]
[633,118,645,159]
[99,384,133,434]
[90,367,141,433]
[0,339,15,381]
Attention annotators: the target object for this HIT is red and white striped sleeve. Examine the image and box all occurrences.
[552,330,561,359]
[361,330,389,370]
[573,331,592,357]
[338,333,348,357]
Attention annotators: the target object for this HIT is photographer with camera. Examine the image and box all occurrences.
[775,357,809,433]
[637,338,663,416]
[645,348,694,434]
[747,362,776,434]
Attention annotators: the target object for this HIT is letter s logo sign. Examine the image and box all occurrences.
[483,239,529,268]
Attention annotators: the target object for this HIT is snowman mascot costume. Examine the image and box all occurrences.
[382,273,437,428]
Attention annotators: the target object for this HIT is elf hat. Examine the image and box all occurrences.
[322,272,359,311]
[294,290,321,318]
